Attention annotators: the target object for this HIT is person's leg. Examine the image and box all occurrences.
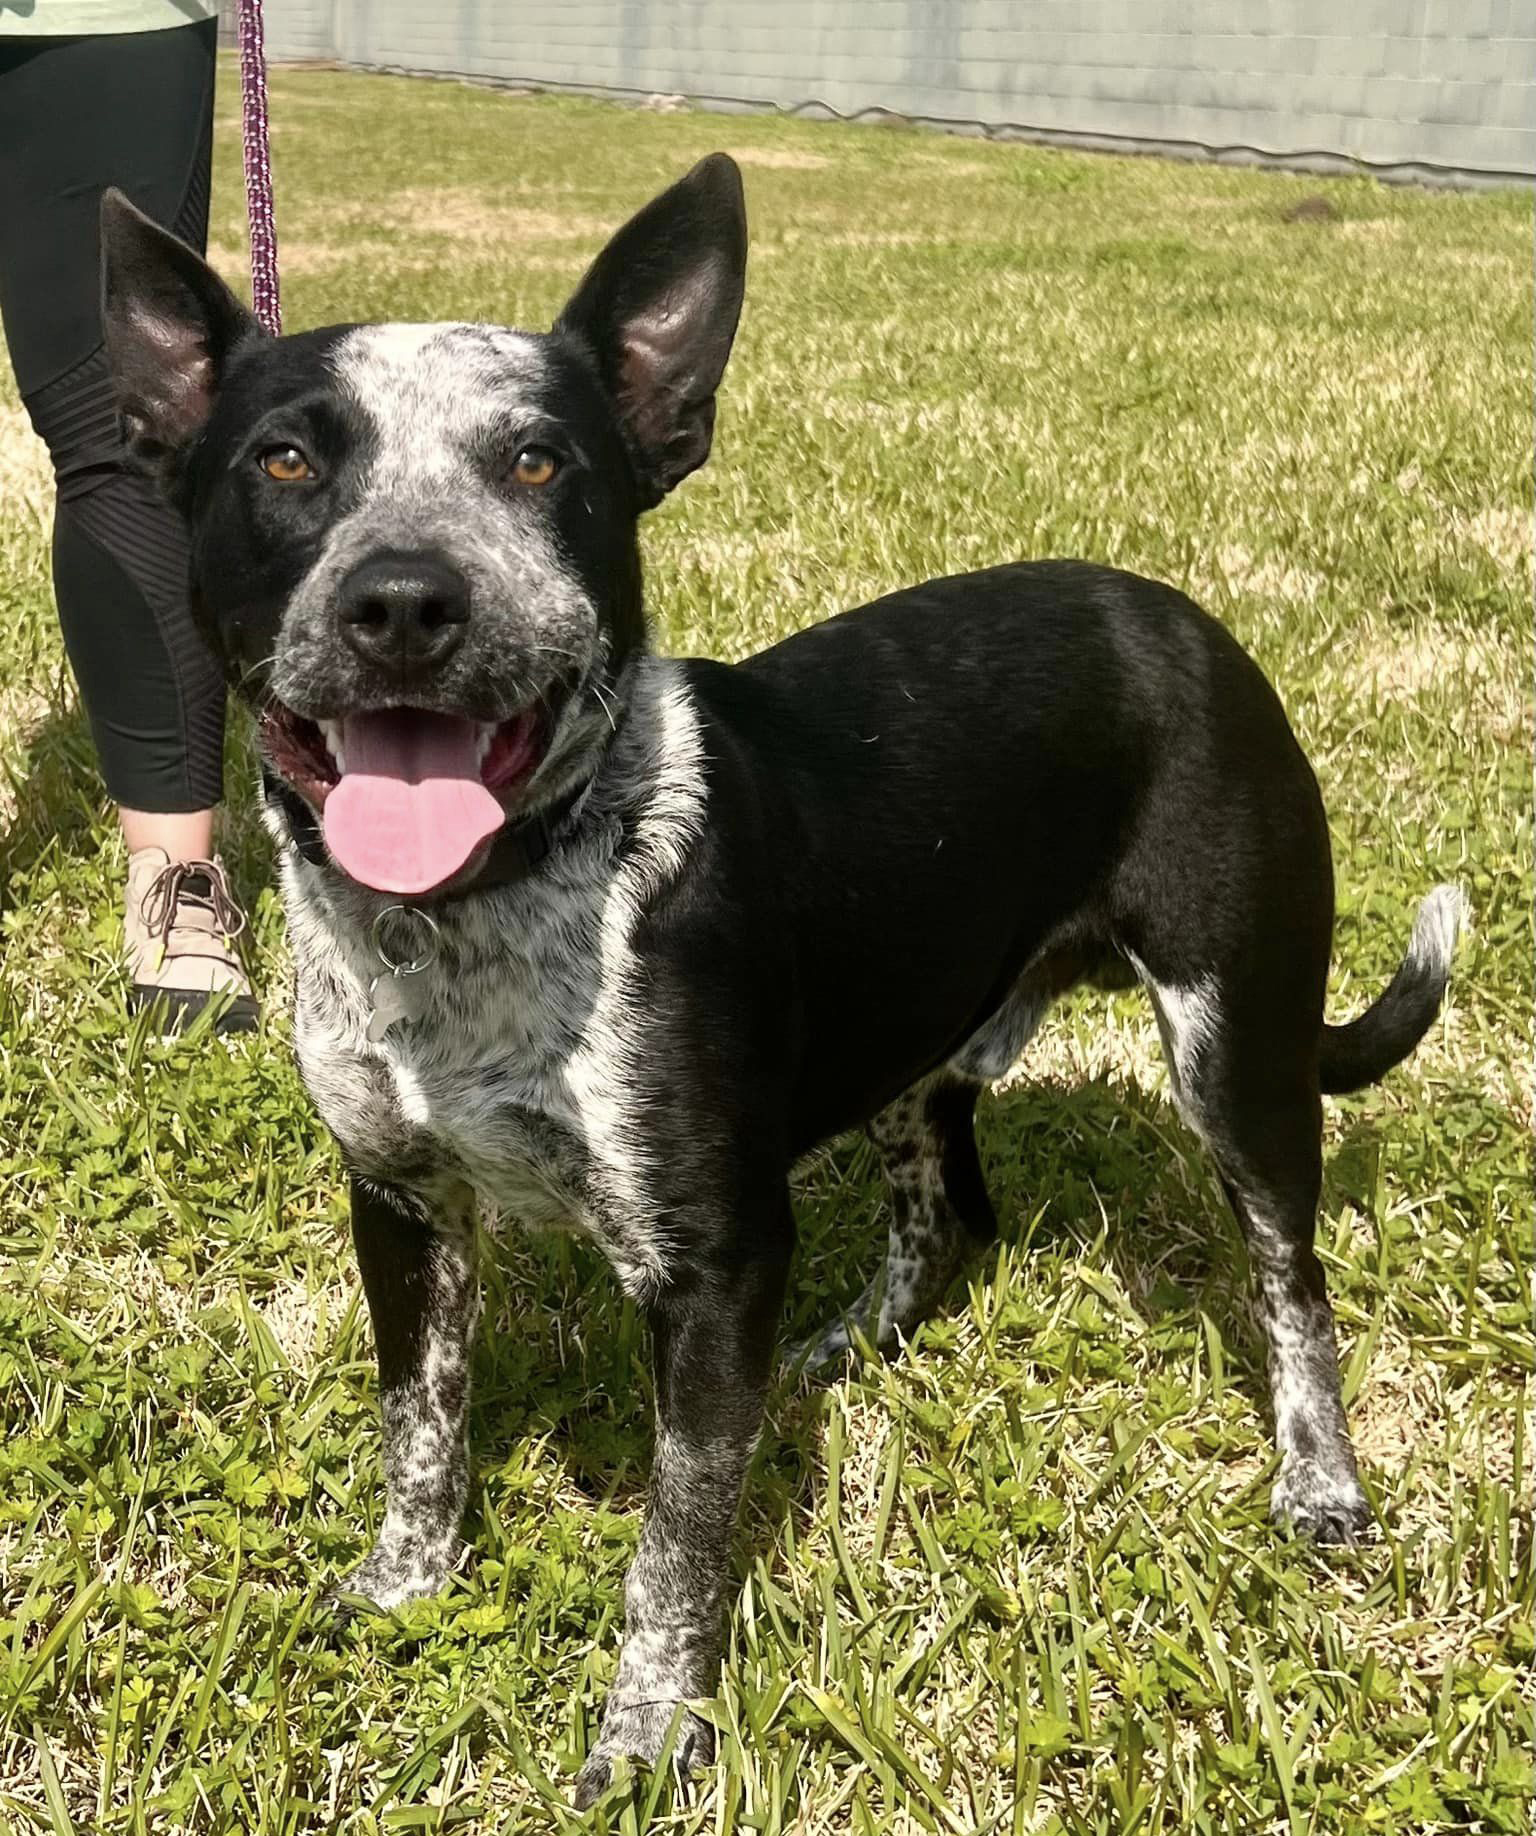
[0,23,255,1028]
[119,810,215,858]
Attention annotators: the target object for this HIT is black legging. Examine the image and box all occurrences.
[0,19,224,814]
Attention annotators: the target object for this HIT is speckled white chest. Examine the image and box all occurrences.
[305,940,601,1233]
[274,657,707,1298]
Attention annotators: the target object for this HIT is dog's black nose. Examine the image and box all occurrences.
[337,552,470,674]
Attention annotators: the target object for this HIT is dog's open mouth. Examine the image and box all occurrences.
[261,703,547,895]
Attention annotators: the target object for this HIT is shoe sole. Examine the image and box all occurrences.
[129,985,261,1035]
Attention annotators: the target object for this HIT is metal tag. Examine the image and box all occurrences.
[366,969,419,1043]
[364,904,441,1044]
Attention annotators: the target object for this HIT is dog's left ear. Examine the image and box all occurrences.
[556,154,747,505]
[100,188,261,476]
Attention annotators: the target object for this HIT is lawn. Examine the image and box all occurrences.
[0,63,1530,1836]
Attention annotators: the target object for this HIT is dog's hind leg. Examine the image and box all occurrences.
[1138,965,1370,1544]
[793,1075,995,1369]
[791,946,1084,1374]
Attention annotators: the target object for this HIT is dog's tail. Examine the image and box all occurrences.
[1319,884,1468,1095]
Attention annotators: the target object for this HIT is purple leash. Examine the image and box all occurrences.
[236,0,282,335]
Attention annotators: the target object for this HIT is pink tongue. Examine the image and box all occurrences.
[322,709,504,894]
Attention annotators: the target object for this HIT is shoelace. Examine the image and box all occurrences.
[139,858,249,952]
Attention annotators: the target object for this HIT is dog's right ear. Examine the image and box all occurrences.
[100,189,260,471]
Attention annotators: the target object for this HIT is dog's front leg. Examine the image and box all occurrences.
[575,1208,792,1807]
[338,1174,478,1609]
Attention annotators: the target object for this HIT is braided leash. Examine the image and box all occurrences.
[236,0,282,334]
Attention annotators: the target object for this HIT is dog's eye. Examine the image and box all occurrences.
[259,445,316,482]
[511,446,560,488]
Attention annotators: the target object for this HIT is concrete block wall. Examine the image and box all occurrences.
[248,0,333,63]
[253,1,1536,186]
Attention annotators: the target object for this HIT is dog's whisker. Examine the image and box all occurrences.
[588,677,619,733]
[238,650,283,697]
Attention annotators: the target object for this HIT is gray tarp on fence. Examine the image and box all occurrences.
[253,1,1536,187]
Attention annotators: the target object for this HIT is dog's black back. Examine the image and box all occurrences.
[672,560,1329,1151]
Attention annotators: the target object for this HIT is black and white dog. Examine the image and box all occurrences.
[100,155,1462,1801]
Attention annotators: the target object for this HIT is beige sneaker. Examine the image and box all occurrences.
[125,847,259,1033]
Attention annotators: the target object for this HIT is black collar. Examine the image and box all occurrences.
[264,768,586,903]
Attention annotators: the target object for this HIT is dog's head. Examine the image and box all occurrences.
[101,156,746,896]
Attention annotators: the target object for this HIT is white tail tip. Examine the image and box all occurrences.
[1409,883,1470,978]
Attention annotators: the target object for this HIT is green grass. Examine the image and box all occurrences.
[0,64,1531,1836]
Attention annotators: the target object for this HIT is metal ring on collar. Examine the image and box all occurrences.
[371,903,442,976]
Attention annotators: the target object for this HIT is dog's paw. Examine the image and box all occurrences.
[780,1322,859,1380]
[573,1699,714,1809]
[781,1300,882,1380]
[328,1536,461,1613]
[1270,1462,1371,1545]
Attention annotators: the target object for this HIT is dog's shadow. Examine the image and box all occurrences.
[462,1056,1383,1577]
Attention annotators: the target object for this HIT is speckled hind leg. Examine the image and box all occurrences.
[795,1077,995,1369]
[1138,961,1369,1545]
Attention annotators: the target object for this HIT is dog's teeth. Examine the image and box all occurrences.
[320,719,346,773]
[475,723,495,766]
